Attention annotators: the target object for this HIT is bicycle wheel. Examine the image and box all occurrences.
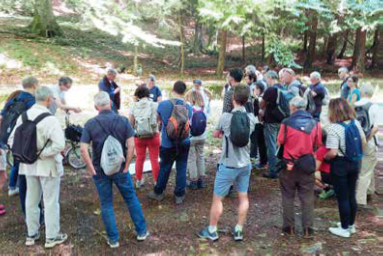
[67,146,86,169]
[6,149,14,167]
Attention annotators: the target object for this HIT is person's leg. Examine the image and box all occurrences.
[174,142,190,197]
[114,172,147,235]
[93,175,119,242]
[356,143,377,205]
[237,192,249,226]
[188,140,198,182]
[279,169,296,230]
[348,168,359,226]
[297,171,315,230]
[18,174,27,216]
[331,170,350,229]
[154,147,175,195]
[134,137,147,182]
[257,125,268,166]
[25,176,42,237]
[147,134,160,182]
[8,161,20,189]
[209,194,224,226]
[264,123,280,176]
[195,139,206,179]
[40,176,61,239]
[250,130,258,159]
[234,164,251,225]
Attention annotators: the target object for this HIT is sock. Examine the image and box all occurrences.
[208,225,217,233]
[235,224,243,232]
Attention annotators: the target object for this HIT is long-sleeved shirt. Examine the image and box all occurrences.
[8,104,65,177]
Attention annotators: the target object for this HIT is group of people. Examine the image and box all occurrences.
[0,65,378,249]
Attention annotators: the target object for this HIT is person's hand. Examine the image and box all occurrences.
[74,107,81,113]
[89,169,96,176]
[311,90,317,97]
[114,87,121,94]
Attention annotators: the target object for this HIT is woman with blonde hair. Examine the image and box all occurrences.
[324,98,366,238]
[186,90,207,189]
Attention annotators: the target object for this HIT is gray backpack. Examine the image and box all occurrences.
[97,118,125,176]
[134,101,158,139]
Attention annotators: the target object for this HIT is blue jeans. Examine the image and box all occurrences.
[154,143,190,197]
[93,172,147,242]
[264,123,280,176]
[330,157,359,229]
[9,161,20,189]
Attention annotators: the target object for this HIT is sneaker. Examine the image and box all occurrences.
[187,181,198,190]
[136,179,144,188]
[197,178,206,189]
[137,231,149,241]
[45,233,68,248]
[329,227,350,238]
[107,240,120,248]
[319,189,335,199]
[25,233,40,246]
[147,191,164,201]
[231,227,244,241]
[198,227,219,241]
[8,187,19,197]
[337,222,356,234]
[175,195,185,205]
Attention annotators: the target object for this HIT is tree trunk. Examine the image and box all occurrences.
[326,34,338,65]
[178,13,185,74]
[216,29,227,77]
[370,27,380,69]
[28,0,61,37]
[192,20,204,55]
[352,27,367,72]
[242,35,246,62]
[304,13,318,69]
[321,36,329,56]
[337,30,349,59]
[303,30,308,52]
[261,33,265,62]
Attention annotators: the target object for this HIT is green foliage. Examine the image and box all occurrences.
[266,35,302,69]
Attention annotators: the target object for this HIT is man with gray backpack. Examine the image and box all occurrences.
[198,85,256,242]
[148,81,193,205]
[80,92,148,248]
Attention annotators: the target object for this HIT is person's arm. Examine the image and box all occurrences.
[213,115,224,138]
[114,87,121,94]
[128,113,136,128]
[123,137,134,173]
[80,143,96,176]
[40,118,66,159]
[350,93,358,106]
[368,124,379,141]
[315,159,323,171]
[185,91,191,103]
[204,88,213,99]
[157,88,163,103]
[157,96,162,102]
[324,149,338,160]
[277,123,285,147]
[55,98,81,113]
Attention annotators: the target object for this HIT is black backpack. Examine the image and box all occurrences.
[225,111,250,157]
[0,97,33,146]
[12,112,51,164]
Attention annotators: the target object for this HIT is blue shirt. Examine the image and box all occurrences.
[348,88,361,103]
[81,110,135,175]
[1,91,35,117]
[149,86,162,102]
[340,78,350,100]
[157,99,193,148]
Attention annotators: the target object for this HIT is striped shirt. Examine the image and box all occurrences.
[326,119,365,156]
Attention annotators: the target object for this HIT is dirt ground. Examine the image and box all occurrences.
[0,146,380,256]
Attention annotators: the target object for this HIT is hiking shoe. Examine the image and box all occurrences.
[231,227,244,241]
[25,233,40,246]
[175,195,185,205]
[137,231,149,241]
[8,187,19,197]
[107,240,120,248]
[45,233,68,248]
[357,204,374,211]
[329,227,350,238]
[187,181,198,190]
[147,191,164,201]
[303,227,314,239]
[282,226,295,236]
[197,178,206,189]
[198,227,219,241]
[136,179,144,188]
[319,189,335,199]
[337,222,356,234]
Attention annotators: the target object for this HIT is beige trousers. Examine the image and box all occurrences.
[356,141,377,205]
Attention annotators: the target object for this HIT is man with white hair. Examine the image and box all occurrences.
[355,83,379,209]
[9,86,67,248]
[338,67,350,100]
[309,71,326,120]
[277,96,322,238]
[98,68,121,113]
[282,68,302,97]
[80,92,148,248]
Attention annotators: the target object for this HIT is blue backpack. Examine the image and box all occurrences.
[190,109,207,137]
[339,120,363,162]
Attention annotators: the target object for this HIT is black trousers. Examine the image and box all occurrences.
[250,123,268,165]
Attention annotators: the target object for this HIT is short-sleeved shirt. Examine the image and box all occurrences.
[216,107,256,168]
[348,88,361,103]
[49,85,65,115]
[263,84,283,123]
[316,146,330,173]
[157,99,193,148]
[326,119,366,156]
[309,82,326,117]
[81,110,135,175]
[149,86,162,102]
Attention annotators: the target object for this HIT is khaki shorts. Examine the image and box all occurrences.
[0,149,6,170]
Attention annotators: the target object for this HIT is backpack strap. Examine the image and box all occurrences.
[33,112,52,125]
[225,136,229,158]
[21,112,28,123]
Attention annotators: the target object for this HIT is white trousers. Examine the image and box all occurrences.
[356,142,377,205]
[26,175,61,239]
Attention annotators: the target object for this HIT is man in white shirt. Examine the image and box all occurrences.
[355,83,379,209]
[9,86,67,248]
[49,77,81,115]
